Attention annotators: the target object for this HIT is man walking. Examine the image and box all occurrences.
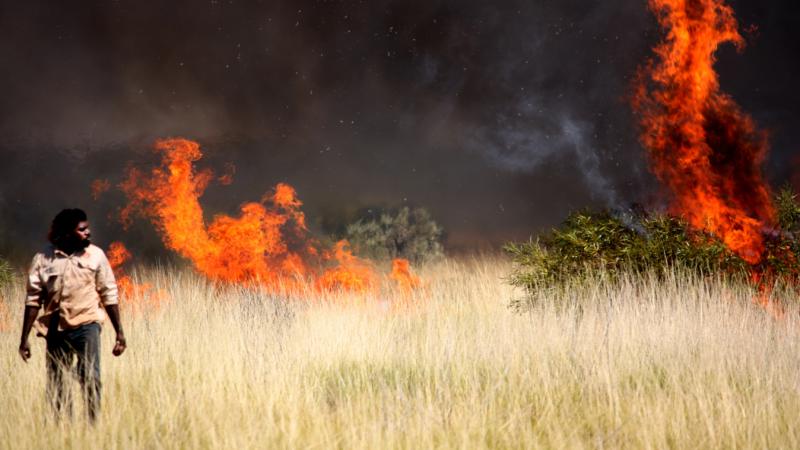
[18,208,126,422]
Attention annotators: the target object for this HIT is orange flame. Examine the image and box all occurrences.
[119,138,309,288]
[634,0,774,264]
[390,258,421,293]
[107,241,166,313]
[91,178,111,200]
[107,241,134,298]
[218,162,236,186]
[750,271,785,320]
[118,137,419,295]
[317,241,378,293]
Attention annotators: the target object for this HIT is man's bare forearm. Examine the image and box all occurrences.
[105,304,124,336]
[105,304,127,356]
[19,305,38,344]
[18,305,39,362]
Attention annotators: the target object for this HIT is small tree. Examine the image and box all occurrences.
[345,207,444,264]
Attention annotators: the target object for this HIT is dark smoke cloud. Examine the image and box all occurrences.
[0,0,798,259]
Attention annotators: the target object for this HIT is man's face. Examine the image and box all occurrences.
[74,220,91,247]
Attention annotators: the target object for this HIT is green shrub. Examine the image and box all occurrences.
[506,187,800,298]
[762,187,800,280]
[775,186,800,233]
[505,212,745,292]
[344,207,444,264]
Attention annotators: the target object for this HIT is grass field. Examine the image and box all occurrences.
[1,256,799,449]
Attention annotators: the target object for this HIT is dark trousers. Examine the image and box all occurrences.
[46,322,101,422]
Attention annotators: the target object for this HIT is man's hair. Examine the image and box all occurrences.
[48,208,88,245]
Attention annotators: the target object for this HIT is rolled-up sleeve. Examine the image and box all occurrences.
[25,254,43,307]
[96,251,119,306]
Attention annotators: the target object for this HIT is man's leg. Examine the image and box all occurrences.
[46,334,73,421]
[73,323,102,423]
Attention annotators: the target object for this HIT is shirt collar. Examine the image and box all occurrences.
[52,246,87,258]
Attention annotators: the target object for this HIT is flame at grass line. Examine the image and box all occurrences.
[107,241,166,313]
[106,241,137,298]
[118,137,421,295]
[633,0,775,264]
[391,258,421,293]
[316,241,379,293]
[119,138,311,288]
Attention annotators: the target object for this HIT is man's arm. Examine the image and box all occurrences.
[95,248,126,356]
[20,254,42,362]
[105,304,126,356]
[18,305,39,362]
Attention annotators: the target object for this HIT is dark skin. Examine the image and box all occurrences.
[18,220,126,362]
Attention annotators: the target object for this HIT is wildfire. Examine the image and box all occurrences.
[750,272,785,320]
[107,241,165,312]
[390,258,421,293]
[118,137,419,295]
[91,178,111,200]
[107,241,134,297]
[634,0,775,264]
[316,241,378,293]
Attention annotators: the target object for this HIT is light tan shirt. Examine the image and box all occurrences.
[26,244,119,336]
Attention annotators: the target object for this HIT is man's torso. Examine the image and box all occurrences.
[29,244,111,335]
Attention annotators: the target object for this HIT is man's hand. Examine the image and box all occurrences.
[19,340,31,362]
[113,333,126,356]
[105,304,126,356]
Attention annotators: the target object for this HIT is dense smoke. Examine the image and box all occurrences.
[0,0,797,259]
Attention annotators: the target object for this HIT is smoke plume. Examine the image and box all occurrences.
[0,0,797,258]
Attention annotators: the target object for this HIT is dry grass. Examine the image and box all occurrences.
[1,256,800,449]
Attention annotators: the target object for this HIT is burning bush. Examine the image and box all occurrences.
[344,206,444,264]
[504,0,800,313]
[506,188,800,298]
[632,0,775,265]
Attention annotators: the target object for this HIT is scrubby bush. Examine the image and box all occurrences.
[506,187,800,296]
[345,207,444,264]
[775,187,800,233]
[763,187,800,279]
[505,212,745,292]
